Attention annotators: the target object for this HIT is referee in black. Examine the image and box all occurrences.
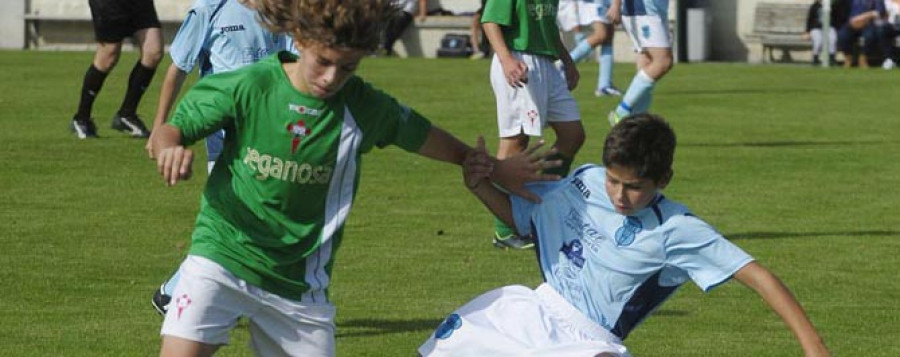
[70,0,163,139]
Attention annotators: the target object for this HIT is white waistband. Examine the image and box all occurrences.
[535,283,623,345]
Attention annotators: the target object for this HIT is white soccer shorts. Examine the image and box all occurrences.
[160,255,336,356]
[557,0,607,30]
[621,14,671,51]
[418,283,629,356]
[490,52,580,138]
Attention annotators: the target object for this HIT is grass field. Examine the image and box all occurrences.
[1,50,898,356]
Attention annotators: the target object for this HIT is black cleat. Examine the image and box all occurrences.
[111,113,151,138]
[70,118,98,139]
[151,284,171,316]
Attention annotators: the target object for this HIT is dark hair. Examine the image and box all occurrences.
[602,113,676,183]
[256,0,400,52]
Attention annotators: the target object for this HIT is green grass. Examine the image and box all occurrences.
[1,50,898,356]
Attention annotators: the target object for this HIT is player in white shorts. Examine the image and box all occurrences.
[420,114,830,356]
[607,0,674,124]
[557,0,622,97]
[482,0,585,249]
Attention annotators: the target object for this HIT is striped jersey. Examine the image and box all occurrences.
[622,0,669,18]
[511,165,754,339]
[169,52,432,303]
[169,0,294,77]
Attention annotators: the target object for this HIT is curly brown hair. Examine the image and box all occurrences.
[256,0,400,52]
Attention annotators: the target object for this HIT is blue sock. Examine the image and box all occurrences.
[162,270,182,296]
[633,90,654,113]
[573,31,586,44]
[598,45,613,89]
[569,40,593,63]
[615,70,655,117]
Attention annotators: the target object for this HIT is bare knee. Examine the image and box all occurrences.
[93,43,121,72]
[551,122,585,158]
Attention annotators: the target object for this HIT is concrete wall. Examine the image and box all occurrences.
[1,0,26,49]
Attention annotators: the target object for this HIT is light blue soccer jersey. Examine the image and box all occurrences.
[622,0,669,18]
[510,165,754,339]
[169,0,294,76]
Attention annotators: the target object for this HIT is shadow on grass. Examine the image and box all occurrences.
[682,139,893,148]
[728,230,899,240]
[337,318,443,337]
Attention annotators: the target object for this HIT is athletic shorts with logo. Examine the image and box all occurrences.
[621,0,671,50]
[557,0,614,30]
[490,52,580,138]
[419,283,629,356]
[89,0,161,42]
[160,255,336,356]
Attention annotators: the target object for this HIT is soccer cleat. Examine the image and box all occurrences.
[111,113,151,138]
[594,86,623,97]
[882,58,895,70]
[70,117,98,139]
[493,232,535,250]
[151,284,171,316]
[608,110,624,126]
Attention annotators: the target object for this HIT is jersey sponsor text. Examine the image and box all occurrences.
[243,147,333,184]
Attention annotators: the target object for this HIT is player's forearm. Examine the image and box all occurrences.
[482,23,513,61]
[469,180,515,229]
[153,65,188,132]
[735,263,830,356]
[417,126,472,166]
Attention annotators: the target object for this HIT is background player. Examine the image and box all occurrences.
[607,0,673,125]
[482,0,586,249]
[557,0,622,97]
[144,0,295,316]
[150,0,559,354]
[420,114,830,356]
[70,0,162,139]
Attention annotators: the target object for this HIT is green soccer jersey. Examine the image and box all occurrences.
[169,51,432,302]
[481,0,560,58]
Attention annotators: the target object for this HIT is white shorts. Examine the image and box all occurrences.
[490,52,580,138]
[557,0,608,30]
[160,255,336,356]
[418,284,629,357]
[621,14,671,51]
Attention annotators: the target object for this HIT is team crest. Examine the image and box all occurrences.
[287,120,311,154]
[560,239,585,268]
[615,216,642,246]
[641,25,651,39]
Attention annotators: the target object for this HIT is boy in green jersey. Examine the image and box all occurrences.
[482,0,586,249]
[150,0,560,355]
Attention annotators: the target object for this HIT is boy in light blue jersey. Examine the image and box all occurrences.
[145,0,294,315]
[419,114,830,356]
[607,0,674,124]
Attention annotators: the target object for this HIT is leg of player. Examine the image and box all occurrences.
[593,22,621,97]
[493,134,535,249]
[111,27,161,138]
[152,270,181,315]
[70,41,121,139]
[611,47,672,123]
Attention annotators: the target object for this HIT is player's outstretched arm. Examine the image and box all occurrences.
[416,127,561,203]
[146,64,189,158]
[734,262,830,357]
[463,136,514,227]
[152,124,193,186]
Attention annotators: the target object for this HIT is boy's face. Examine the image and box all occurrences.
[294,42,366,99]
[604,164,671,216]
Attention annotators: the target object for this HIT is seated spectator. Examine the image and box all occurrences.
[838,0,885,68]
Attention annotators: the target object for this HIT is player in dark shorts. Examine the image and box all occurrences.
[70,0,163,139]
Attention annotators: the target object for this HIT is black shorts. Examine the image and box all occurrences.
[89,0,161,42]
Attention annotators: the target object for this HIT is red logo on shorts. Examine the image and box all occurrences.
[527,109,538,125]
[287,120,311,154]
[175,294,192,319]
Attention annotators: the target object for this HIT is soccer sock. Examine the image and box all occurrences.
[569,40,593,63]
[597,45,614,89]
[573,31,586,45]
[615,70,655,117]
[74,65,108,121]
[117,61,157,117]
[633,89,654,114]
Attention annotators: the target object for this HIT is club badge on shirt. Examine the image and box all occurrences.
[287,120,310,154]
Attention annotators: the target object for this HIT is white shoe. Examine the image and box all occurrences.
[594,86,623,97]
[882,58,895,70]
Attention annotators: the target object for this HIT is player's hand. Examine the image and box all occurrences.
[491,140,562,203]
[606,7,622,25]
[501,57,529,87]
[156,145,194,186]
[463,136,494,190]
[145,131,156,159]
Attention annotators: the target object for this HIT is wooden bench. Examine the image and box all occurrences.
[751,2,812,63]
